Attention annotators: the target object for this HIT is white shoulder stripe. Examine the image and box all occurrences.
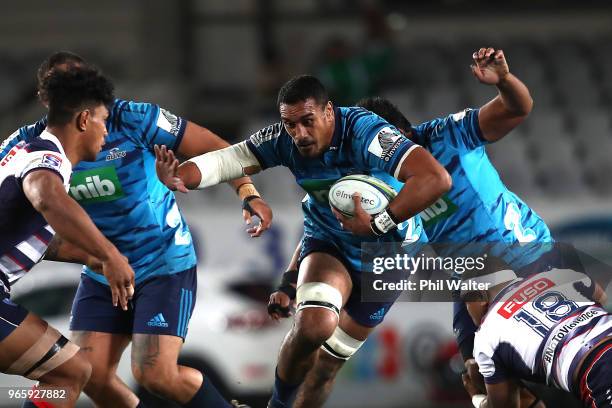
[393,145,420,179]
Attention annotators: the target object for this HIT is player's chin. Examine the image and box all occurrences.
[297,144,319,158]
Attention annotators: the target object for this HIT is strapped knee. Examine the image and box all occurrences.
[321,326,365,360]
[6,325,79,380]
[296,282,343,318]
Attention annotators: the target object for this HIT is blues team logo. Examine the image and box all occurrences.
[156,108,183,137]
[367,127,404,162]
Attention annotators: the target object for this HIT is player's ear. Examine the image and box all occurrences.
[76,110,90,132]
[324,101,334,120]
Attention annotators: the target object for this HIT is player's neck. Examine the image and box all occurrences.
[323,110,336,150]
[46,125,81,165]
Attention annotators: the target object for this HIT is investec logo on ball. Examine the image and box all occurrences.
[334,188,379,208]
[69,166,125,204]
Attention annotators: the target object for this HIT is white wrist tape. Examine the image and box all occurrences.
[373,209,397,234]
[472,394,486,408]
[187,141,260,189]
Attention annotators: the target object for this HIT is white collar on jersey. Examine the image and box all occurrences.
[39,130,67,158]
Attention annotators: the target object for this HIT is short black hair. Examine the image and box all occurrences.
[41,67,115,126]
[37,51,88,104]
[277,75,329,108]
[37,51,86,87]
[356,97,412,132]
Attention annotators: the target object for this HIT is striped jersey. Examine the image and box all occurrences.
[474,269,611,392]
[246,106,427,273]
[1,99,196,284]
[412,109,553,269]
[0,131,72,292]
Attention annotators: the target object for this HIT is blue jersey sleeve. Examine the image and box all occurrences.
[1,118,47,157]
[415,108,486,153]
[350,110,419,178]
[114,100,187,151]
[245,122,288,170]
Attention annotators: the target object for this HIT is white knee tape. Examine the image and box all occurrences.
[321,327,365,360]
[296,282,343,317]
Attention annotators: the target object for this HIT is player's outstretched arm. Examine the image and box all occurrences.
[155,144,272,237]
[268,241,300,320]
[23,170,135,310]
[177,121,258,192]
[472,47,533,142]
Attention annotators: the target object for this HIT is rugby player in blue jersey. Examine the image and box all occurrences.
[155,74,452,408]
[0,67,135,408]
[1,52,269,408]
[266,47,553,407]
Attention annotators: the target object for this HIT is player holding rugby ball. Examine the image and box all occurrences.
[154,74,451,408]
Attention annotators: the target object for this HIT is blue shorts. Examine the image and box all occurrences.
[70,267,197,339]
[0,292,29,342]
[299,236,397,328]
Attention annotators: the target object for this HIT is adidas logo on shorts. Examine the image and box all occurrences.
[369,308,386,321]
[147,313,169,328]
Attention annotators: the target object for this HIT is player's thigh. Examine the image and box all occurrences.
[70,330,131,373]
[298,250,353,302]
[131,333,182,378]
[0,313,81,382]
[130,268,197,377]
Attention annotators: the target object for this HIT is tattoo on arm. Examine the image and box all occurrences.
[45,236,63,261]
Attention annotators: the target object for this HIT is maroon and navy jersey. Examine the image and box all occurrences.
[474,269,611,392]
[0,131,72,291]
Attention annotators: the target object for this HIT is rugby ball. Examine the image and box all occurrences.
[328,175,397,217]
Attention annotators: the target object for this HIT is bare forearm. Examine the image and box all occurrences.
[389,172,451,222]
[45,235,91,264]
[39,196,118,263]
[177,122,255,192]
[288,241,301,273]
[495,73,533,117]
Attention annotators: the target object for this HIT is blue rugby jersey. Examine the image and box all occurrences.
[1,100,196,284]
[412,108,553,269]
[246,107,427,273]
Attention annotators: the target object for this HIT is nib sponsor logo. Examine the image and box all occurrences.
[69,166,124,204]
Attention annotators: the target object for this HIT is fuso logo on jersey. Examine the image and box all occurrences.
[69,166,125,204]
[419,195,458,228]
[497,277,555,319]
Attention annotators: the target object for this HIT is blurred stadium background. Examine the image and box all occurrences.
[1,1,611,407]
